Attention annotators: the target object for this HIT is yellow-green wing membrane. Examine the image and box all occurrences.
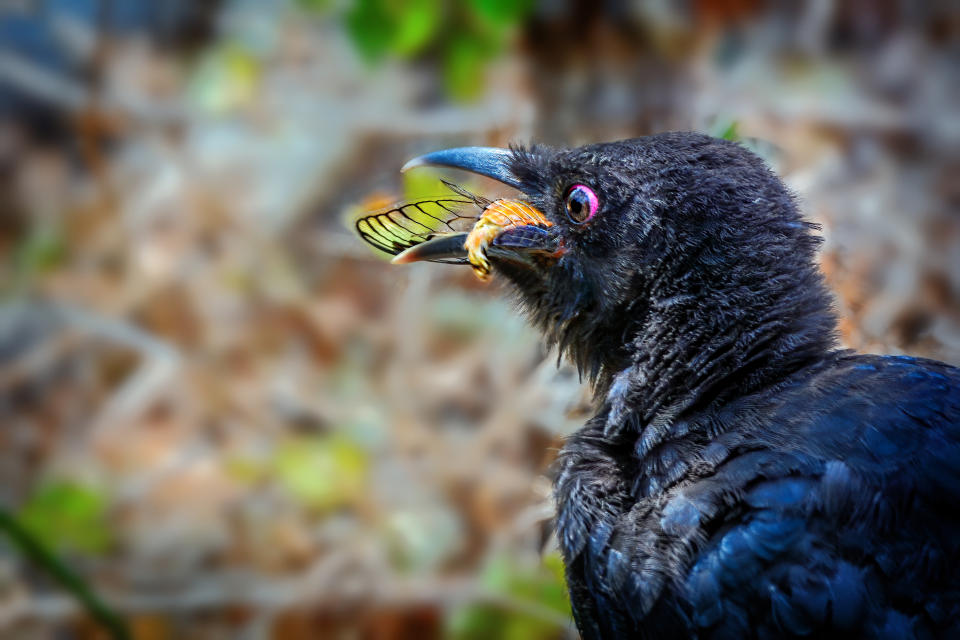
[355,197,480,264]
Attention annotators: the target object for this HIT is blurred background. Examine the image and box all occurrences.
[0,1,957,638]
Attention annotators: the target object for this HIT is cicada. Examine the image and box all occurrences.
[355,181,556,281]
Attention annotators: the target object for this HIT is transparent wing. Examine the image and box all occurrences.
[355,197,480,264]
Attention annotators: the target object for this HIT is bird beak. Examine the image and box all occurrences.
[396,147,561,273]
[391,233,470,264]
[392,225,559,266]
[401,146,524,190]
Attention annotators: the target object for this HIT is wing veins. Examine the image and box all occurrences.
[355,197,480,257]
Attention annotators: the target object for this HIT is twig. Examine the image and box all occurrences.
[56,305,180,437]
[0,507,130,640]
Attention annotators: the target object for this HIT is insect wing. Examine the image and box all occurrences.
[492,224,555,250]
[355,198,479,263]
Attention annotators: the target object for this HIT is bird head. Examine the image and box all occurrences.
[394,133,836,401]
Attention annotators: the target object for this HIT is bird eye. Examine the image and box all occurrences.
[564,184,599,224]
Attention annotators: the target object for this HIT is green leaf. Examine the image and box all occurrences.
[273,435,369,512]
[443,34,493,101]
[467,0,534,26]
[447,551,572,639]
[714,119,740,142]
[189,42,260,113]
[346,0,442,60]
[18,481,112,555]
[345,0,396,63]
[392,0,442,56]
[224,456,266,484]
[14,221,66,278]
[340,0,531,99]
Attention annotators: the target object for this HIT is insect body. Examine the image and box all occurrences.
[354,185,552,280]
[462,199,551,280]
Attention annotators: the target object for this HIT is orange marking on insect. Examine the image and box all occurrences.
[356,191,400,213]
[464,199,551,280]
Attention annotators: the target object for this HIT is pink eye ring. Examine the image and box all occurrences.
[564,184,599,224]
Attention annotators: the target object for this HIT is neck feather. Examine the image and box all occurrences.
[597,261,836,442]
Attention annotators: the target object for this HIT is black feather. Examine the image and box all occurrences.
[486,133,960,638]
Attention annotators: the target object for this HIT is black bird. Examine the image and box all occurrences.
[361,133,960,639]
